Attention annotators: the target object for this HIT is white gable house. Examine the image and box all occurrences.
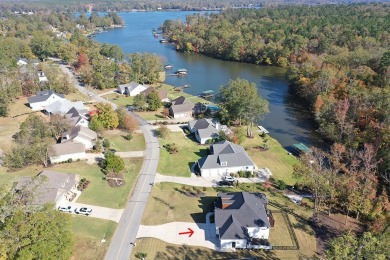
[118,82,148,96]
[61,125,97,149]
[28,90,65,111]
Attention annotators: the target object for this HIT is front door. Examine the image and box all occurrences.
[232,242,236,248]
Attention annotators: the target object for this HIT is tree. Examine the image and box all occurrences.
[89,116,104,134]
[326,232,389,260]
[95,103,119,129]
[146,90,162,111]
[0,187,74,260]
[49,114,72,141]
[116,107,138,132]
[135,252,147,260]
[133,94,147,111]
[101,151,125,173]
[29,33,56,59]
[0,91,9,117]
[156,124,169,138]
[217,78,269,137]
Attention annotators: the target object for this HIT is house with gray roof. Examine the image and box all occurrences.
[50,142,86,164]
[117,81,148,96]
[65,107,89,127]
[61,125,97,149]
[215,192,272,249]
[196,140,256,177]
[15,170,80,207]
[141,87,170,102]
[45,100,86,116]
[28,90,65,111]
[188,118,220,144]
[169,96,194,118]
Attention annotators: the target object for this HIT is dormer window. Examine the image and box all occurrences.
[221,161,227,166]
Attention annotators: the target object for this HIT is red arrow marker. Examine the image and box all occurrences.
[179,228,194,237]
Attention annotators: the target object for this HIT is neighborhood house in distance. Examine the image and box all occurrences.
[196,140,257,177]
[215,192,272,249]
[188,118,220,144]
[169,96,194,118]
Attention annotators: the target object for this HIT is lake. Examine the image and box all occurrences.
[94,11,323,148]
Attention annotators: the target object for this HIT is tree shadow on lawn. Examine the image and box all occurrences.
[156,244,279,260]
[190,196,216,223]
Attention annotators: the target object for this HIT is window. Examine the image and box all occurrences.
[232,242,236,248]
[221,161,227,166]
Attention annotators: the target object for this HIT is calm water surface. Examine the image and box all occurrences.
[95,11,322,148]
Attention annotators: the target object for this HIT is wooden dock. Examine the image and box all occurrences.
[257,125,269,134]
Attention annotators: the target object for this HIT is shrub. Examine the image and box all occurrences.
[124,133,133,140]
[67,158,73,163]
[103,139,110,148]
[278,180,287,190]
[238,170,245,177]
[157,124,169,138]
[184,128,190,135]
[163,143,179,154]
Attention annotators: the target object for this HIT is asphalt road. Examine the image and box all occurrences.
[60,63,160,259]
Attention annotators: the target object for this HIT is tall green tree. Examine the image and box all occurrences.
[95,103,119,129]
[146,90,162,111]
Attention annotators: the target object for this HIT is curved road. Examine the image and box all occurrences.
[60,63,160,259]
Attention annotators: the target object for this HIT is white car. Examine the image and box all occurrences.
[75,207,93,216]
[223,176,235,182]
[58,206,73,213]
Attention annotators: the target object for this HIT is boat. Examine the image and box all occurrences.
[159,39,168,43]
[176,68,188,75]
[292,143,312,155]
[164,63,174,69]
[201,90,214,98]
[257,125,269,134]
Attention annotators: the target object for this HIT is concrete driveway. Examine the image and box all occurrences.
[66,202,123,222]
[137,221,218,250]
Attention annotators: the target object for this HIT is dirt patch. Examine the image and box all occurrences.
[313,212,363,254]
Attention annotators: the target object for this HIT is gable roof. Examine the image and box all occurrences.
[50,142,85,156]
[45,100,85,115]
[28,90,64,104]
[198,141,255,170]
[62,125,97,143]
[141,87,169,101]
[120,81,147,93]
[170,96,194,114]
[172,96,189,105]
[65,107,89,126]
[215,192,270,240]
[15,170,79,206]
[189,118,212,130]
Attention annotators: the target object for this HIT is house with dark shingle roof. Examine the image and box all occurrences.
[61,125,97,149]
[188,118,220,144]
[28,90,65,111]
[215,192,272,249]
[65,107,89,127]
[169,96,194,118]
[196,140,256,177]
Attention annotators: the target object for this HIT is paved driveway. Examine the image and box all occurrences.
[65,202,123,222]
[137,221,218,250]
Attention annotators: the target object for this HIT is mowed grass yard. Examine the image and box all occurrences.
[71,215,117,260]
[142,182,216,225]
[242,131,298,185]
[157,132,208,177]
[104,130,145,151]
[141,182,316,258]
[102,92,134,107]
[0,159,143,208]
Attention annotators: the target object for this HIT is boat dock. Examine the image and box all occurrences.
[200,90,214,98]
[257,125,269,134]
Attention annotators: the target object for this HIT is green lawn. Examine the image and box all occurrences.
[142,182,216,225]
[157,132,208,177]
[241,131,298,185]
[72,215,117,260]
[104,130,145,151]
[102,93,134,107]
[0,159,143,208]
[157,83,211,104]
[136,108,165,121]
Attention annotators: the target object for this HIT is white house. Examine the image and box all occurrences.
[196,140,257,177]
[28,90,65,111]
[16,58,28,66]
[61,125,97,149]
[50,142,86,163]
[117,82,148,96]
[65,107,89,128]
[188,118,220,144]
[45,100,86,116]
[38,71,48,83]
[15,170,80,208]
[215,192,272,250]
[169,96,194,118]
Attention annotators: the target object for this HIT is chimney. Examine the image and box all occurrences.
[221,198,232,209]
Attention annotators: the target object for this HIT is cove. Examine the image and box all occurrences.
[94,11,323,148]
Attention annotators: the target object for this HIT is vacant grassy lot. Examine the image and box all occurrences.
[131,238,278,260]
[0,159,143,208]
[136,108,166,120]
[157,83,210,104]
[65,91,90,102]
[104,130,145,151]
[242,131,298,185]
[72,215,117,260]
[142,182,216,225]
[102,93,134,107]
[157,132,208,177]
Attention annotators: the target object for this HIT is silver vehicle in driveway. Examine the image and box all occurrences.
[75,207,92,216]
[58,205,73,213]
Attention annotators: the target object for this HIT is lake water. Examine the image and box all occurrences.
[94,11,323,148]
